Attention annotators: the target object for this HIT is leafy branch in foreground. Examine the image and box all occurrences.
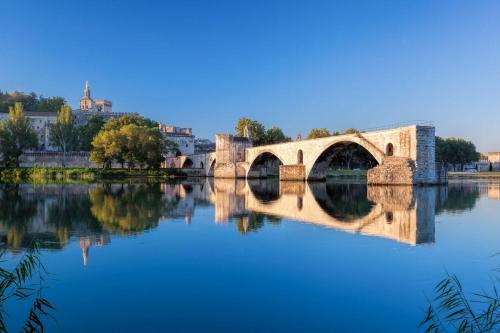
[0,242,55,333]
[419,271,500,333]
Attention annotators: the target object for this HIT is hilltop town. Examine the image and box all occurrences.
[0,81,215,168]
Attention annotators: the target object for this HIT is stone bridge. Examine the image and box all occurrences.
[172,124,445,185]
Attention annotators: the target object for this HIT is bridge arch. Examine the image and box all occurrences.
[182,158,194,168]
[247,151,284,179]
[307,138,382,180]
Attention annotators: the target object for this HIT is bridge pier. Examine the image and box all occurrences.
[279,165,305,181]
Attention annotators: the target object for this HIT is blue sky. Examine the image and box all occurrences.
[1,0,499,151]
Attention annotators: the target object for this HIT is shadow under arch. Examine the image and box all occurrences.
[308,141,380,180]
[208,159,216,177]
[247,152,283,179]
[182,158,194,168]
[308,182,376,223]
[247,178,281,203]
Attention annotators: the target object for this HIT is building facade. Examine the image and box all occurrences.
[159,124,195,155]
[0,111,57,150]
[79,80,112,113]
[488,152,500,163]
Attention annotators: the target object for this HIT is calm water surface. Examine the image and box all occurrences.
[2,179,500,332]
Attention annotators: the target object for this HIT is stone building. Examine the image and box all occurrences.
[79,80,112,113]
[159,124,195,155]
[194,139,216,154]
[0,111,57,150]
[488,152,500,163]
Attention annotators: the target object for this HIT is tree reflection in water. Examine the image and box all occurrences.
[435,183,480,215]
[89,184,171,234]
[0,184,177,252]
[0,185,38,251]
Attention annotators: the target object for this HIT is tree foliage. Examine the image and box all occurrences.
[436,136,480,165]
[235,118,289,146]
[235,118,267,145]
[0,103,38,166]
[49,104,77,166]
[0,90,65,113]
[306,128,330,139]
[77,115,105,151]
[264,127,291,145]
[90,115,166,169]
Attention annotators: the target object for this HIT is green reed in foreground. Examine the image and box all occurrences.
[0,242,55,333]
[420,271,500,333]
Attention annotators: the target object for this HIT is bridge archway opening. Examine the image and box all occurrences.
[297,150,303,164]
[247,152,283,179]
[386,143,394,156]
[182,158,194,168]
[309,182,375,223]
[208,159,216,177]
[309,141,379,180]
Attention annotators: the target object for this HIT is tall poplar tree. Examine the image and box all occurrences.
[0,102,38,166]
[49,104,77,167]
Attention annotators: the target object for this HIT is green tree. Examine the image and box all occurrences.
[0,90,66,113]
[78,114,105,151]
[90,115,166,169]
[343,127,359,134]
[235,118,266,145]
[436,136,480,170]
[0,103,38,166]
[306,128,330,139]
[165,139,179,155]
[36,96,66,113]
[90,129,126,168]
[103,115,158,131]
[49,104,77,166]
[264,127,290,145]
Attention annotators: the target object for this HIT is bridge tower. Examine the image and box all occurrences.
[214,134,252,178]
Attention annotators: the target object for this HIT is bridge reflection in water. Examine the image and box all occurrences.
[207,179,436,245]
[3,179,488,261]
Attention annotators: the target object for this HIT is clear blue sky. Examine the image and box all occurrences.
[1,0,499,151]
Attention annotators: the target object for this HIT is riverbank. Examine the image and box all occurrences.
[448,171,500,180]
[0,167,187,183]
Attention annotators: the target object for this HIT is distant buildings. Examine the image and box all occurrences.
[488,152,500,163]
[74,81,136,126]
[79,80,112,113]
[0,81,215,158]
[159,124,195,155]
[0,111,57,150]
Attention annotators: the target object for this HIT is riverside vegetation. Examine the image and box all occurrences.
[0,102,181,181]
[0,167,186,183]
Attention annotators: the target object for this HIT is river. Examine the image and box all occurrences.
[2,179,499,332]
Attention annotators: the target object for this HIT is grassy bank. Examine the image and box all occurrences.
[0,167,187,184]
